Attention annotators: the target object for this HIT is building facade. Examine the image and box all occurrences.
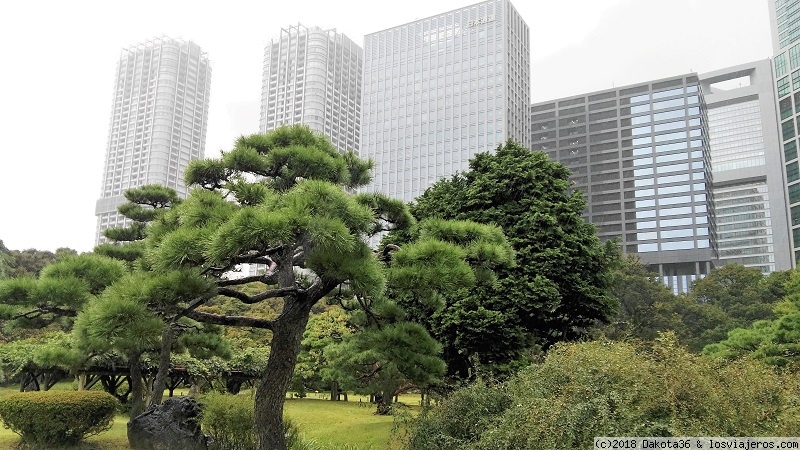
[95,37,211,245]
[360,0,530,202]
[699,60,793,273]
[259,24,362,152]
[769,0,800,264]
[530,74,717,293]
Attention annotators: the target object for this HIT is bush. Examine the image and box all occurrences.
[406,336,800,450]
[201,392,256,450]
[200,392,307,450]
[0,390,117,446]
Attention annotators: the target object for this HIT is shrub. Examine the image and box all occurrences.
[0,390,117,446]
[200,392,307,450]
[201,392,255,450]
[405,336,800,450]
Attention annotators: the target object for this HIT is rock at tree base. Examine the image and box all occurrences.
[128,396,207,450]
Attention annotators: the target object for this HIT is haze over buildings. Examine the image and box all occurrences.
[94,37,211,245]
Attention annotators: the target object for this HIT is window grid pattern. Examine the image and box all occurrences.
[259,24,362,153]
[531,76,716,295]
[95,37,211,245]
[360,0,531,202]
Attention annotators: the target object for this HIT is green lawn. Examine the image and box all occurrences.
[0,387,417,449]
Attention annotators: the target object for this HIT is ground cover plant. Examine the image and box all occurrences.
[405,335,800,450]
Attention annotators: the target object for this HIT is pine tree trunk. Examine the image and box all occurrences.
[253,304,311,450]
[128,351,145,419]
[150,324,174,406]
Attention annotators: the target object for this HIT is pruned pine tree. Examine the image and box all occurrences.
[94,184,180,265]
[139,125,509,449]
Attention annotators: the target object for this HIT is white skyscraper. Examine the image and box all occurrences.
[360,0,530,202]
[95,37,211,245]
[259,24,362,152]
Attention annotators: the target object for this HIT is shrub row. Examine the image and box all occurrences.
[405,336,800,450]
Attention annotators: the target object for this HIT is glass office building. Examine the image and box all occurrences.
[531,74,717,293]
[259,24,362,152]
[360,0,530,202]
[769,0,800,264]
[95,37,211,245]
[699,60,792,273]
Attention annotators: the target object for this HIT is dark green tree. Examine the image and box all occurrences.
[135,125,511,449]
[601,256,679,341]
[94,184,180,265]
[408,140,618,377]
[324,219,513,413]
[0,254,127,332]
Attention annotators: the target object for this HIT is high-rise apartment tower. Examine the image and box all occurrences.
[94,37,211,245]
[361,0,530,202]
[259,24,362,152]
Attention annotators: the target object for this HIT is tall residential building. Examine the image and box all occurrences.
[699,60,792,273]
[361,0,530,202]
[259,24,362,152]
[94,37,211,245]
[530,74,717,294]
[769,0,800,264]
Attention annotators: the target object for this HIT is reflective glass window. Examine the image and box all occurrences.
[653,98,684,110]
[634,168,654,177]
[785,140,797,162]
[662,240,695,250]
[660,195,691,205]
[654,120,686,133]
[637,210,656,218]
[638,243,658,252]
[635,189,655,198]
[655,131,686,143]
[658,174,691,184]
[638,232,658,240]
[652,87,684,99]
[659,163,689,174]
[661,217,693,227]
[636,199,656,208]
[635,178,654,187]
[660,206,692,216]
[662,228,693,238]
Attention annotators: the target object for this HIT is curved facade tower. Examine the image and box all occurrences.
[259,24,362,153]
[94,37,211,245]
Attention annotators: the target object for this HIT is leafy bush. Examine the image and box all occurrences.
[201,392,307,450]
[201,392,256,450]
[0,390,117,446]
[405,335,800,450]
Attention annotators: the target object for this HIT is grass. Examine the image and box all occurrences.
[284,396,418,449]
[0,386,418,449]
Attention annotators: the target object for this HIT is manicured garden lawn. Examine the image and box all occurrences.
[284,396,418,449]
[0,386,417,449]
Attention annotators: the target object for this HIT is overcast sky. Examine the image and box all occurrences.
[0,0,773,253]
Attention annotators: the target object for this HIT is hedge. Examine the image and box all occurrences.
[0,390,117,446]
